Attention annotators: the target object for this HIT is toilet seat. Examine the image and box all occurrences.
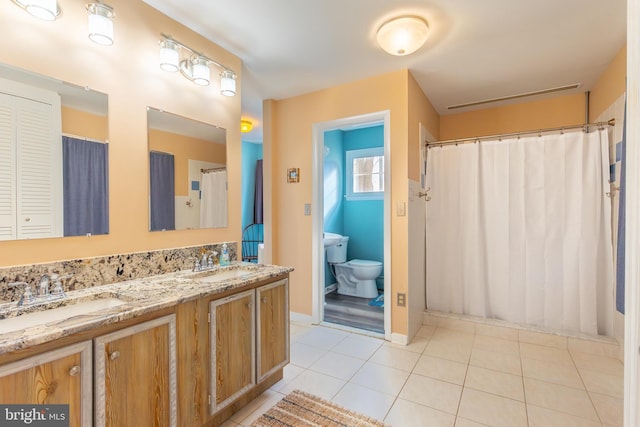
[346,259,382,269]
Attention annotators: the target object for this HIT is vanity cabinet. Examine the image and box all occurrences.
[256,278,289,382]
[94,314,177,427]
[208,278,289,416]
[209,289,255,414]
[0,340,92,426]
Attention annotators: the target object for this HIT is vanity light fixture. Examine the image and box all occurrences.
[181,56,210,86]
[376,15,429,56]
[240,120,253,133]
[159,34,237,97]
[86,1,115,46]
[220,70,236,97]
[12,0,61,21]
[159,39,180,72]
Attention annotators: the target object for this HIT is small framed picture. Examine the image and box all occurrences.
[287,168,300,183]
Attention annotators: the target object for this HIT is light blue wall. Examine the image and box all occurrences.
[323,125,384,287]
[241,141,263,232]
[323,130,344,236]
[343,126,384,267]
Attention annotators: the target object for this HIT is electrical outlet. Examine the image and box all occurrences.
[397,292,406,307]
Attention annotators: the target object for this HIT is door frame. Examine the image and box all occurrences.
[311,110,391,341]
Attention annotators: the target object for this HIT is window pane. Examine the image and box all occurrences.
[352,155,384,193]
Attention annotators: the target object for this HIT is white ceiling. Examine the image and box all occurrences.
[142,0,627,142]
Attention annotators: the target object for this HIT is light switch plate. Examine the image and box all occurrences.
[396,202,406,216]
[304,204,311,216]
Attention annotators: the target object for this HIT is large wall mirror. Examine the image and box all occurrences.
[0,63,109,241]
[147,107,227,231]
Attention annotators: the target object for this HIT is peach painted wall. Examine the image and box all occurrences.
[61,107,108,141]
[589,45,627,122]
[148,129,226,196]
[266,70,440,335]
[440,93,585,140]
[440,45,626,141]
[0,0,241,267]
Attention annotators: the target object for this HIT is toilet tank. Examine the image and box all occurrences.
[326,236,349,263]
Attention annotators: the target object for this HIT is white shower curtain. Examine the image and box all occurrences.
[426,129,613,335]
[200,169,228,228]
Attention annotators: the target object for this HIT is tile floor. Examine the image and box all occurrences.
[222,321,624,427]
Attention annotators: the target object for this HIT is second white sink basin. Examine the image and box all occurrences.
[193,268,253,284]
[0,298,127,334]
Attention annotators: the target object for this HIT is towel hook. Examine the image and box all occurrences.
[418,187,431,202]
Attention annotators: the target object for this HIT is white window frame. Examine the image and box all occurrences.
[345,147,384,201]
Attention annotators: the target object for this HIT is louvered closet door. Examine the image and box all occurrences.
[16,96,62,239]
[0,93,17,240]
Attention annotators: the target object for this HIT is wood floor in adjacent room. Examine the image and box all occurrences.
[323,290,384,334]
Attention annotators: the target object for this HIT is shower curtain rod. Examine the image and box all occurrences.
[426,118,615,148]
[200,166,226,173]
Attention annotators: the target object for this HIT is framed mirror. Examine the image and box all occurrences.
[147,107,227,231]
[0,63,109,241]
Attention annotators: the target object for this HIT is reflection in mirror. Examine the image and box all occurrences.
[147,107,227,231]
[0,63,109,241]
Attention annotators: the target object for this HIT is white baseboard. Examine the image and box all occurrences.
[391,332,408,345]
[290,311,314,325]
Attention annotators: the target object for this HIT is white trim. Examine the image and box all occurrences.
[625,0,640,425]
[312,110,391,341]
[290,311,314,324]
[391,332,408,345]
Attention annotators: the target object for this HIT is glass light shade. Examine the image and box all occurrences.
[191,57,210,86]
[87,3,114,46]
[240,120,253,133]
[376,16,429,56]
[220,70,236,97]
[159,39,179,72]
[22,0,59,20]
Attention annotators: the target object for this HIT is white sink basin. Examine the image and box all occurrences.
[193,268,253,284]
[0,298,127,334]
[324,232,342,247]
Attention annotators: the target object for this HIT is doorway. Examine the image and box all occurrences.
[311,111,391,340]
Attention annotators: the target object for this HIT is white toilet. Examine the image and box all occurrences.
[326,236,382,298]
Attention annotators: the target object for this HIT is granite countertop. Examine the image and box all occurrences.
[0,262,293,355]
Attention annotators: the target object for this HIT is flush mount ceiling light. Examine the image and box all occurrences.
[376,15,429,56]
[86,1,115,46]
[159,34,237,96]
[240,119,253,133]
[13,0,61,21]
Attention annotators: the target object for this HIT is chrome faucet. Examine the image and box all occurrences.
[194,250,218,272]
[8,281,35,306]
[201,251,212,267]
[37,274,51,297]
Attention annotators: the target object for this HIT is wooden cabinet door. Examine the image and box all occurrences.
[209,289,255,414]
[0,340,92,426]
[94,315,177,427]
[256,279,289,382]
